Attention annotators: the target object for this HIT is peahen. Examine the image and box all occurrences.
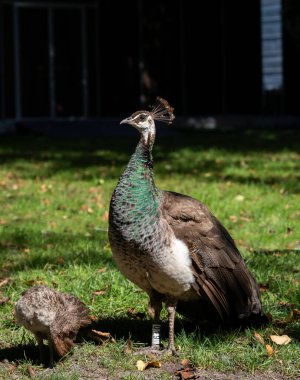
[108,98,265,354]
[15,285,91,366]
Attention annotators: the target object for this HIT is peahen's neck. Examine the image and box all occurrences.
[109,137,160,241]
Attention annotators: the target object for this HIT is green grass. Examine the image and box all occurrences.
[0,128,299,379]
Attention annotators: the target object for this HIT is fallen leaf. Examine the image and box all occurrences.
[291,309,300,320]
[229,215,238,223]
[269,334,292,345]
[92,289,106,296]
[0,278,10,288]
[88,329,116,344]
[123,337,133,355]
[49,221,57,229]
[284,227,293,238]
[102,211,109,221]
[253,331,265,345]
[97,267,106,273]
[279,301,294,308]
[40,184,46,192]
[240,216,252,222]
[235,194,245,202]
[0,219,7,225]
[136,360,161,371]
[7,171,16,179]
[259,283,269,292]
[88,187,98,194]
[145,361,161,369]
[136,360,147,371]
[56,257,65,264]
[27,365,36,379]
[25,279,45,286]
[6,363,17,374]
[127,307,146,319]
[42,198,50,206]
[176,369,196,379]
[266,312,273,322]
[0,296,10,305]
[265,344,273,356]
[80,204,93,214]
[181,358,190,367]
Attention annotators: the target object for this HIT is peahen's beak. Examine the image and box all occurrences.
[120,117,132,125]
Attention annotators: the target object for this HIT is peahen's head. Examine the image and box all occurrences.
[120,97,175,145]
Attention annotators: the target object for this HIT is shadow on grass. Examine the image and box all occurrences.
[0,317,221,365]
[1,128,299,158]
[0,228,113,273]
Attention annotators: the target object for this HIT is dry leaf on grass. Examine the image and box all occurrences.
[123,337,133,355]
[25,279,45,286]
[88,329,116,344]
[229,215,238,223]
[176,369,196,379]
[235,194,245,202]
[127,307,146,319]
[0,296,10,305]
[92,289,107,302]
[27,365,36,379]
[265,344,274,356]
[56,256,65,264]
[102,211,109,221]
[269,334,292,345]
[181,358,190,367]
[6,363,17,374]
[286,308,300,323]
[253,331,266,345]
[0,278,10,288]
[266,312,273,322]
[136,359,161,371]
[136,360,147,371]
[259,283,269,292]
[253,332,274,356]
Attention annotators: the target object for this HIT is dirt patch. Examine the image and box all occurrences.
[0,357,295,380]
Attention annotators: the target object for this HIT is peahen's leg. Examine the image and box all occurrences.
[34,333,44,364]
[148,294,162,350]
[166,298,177,354]
[47,334,54,368]
[134,290,163,354]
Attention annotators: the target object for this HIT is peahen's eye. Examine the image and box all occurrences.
[139,114,146,121]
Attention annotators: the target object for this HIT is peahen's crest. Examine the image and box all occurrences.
[150,97,175,124]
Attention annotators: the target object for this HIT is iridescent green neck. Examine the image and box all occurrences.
[118,140,158,201]
[110,139,160,240]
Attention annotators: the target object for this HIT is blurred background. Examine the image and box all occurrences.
[0,0,300,127]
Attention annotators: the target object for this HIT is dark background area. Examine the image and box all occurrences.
[0,0,299,120]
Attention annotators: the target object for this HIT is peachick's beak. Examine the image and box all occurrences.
[120,118,131,125]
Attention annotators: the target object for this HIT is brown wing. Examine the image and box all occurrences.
[161,191,262,323]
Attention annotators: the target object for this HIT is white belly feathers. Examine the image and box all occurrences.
[147,238,195,297]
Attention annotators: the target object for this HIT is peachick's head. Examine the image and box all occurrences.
[120,97,175,145]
